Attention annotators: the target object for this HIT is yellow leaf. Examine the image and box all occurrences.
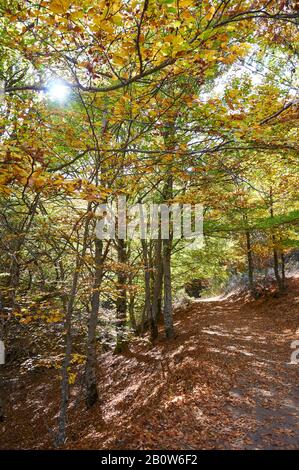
[111,13,123,26]
[180,0,194,7]
[113,54,127,66]
[48,0,71,14]
[69,10,84,21]
[69,372,77,385]
[99,21,114,34]
[206,6,216,21]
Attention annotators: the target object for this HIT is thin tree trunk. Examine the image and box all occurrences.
[56,211,91,446]
[114,238,127,353]
[128,292,137,335]
[245,229,255,297]
[85,238,103,409]
[56,260,80,446]
[269,189,283,292]
[150,234,163,341]
[0,314,5,422]
[162,174,174,339]
[141,239,151,334]
[281,251,286,288]
[162,237,174,339]
[273,242,283,291]
[160,118,176,339]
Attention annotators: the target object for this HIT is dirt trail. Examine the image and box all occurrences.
[193,295,299,449]
[1,278,298,449]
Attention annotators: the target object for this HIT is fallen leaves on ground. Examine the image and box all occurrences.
[1,278,298,449]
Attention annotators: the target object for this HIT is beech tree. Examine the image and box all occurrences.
[0,0,298,446]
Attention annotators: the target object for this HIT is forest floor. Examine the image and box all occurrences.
[1,277,299,449]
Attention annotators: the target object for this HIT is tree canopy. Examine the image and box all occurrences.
[0,0,298,447]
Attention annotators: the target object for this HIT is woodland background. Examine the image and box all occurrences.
[0,0,298,449]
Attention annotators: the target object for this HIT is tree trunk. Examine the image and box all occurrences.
[150,235,163,341]
[281,251,286,288]
[162,237,174,339]
[114,238,127,353]
[128,292,137,335]
[85,238,103,409]
[269,189,283,292]
[245,229,255,297]
[56,210,91,446]
[56,262,80,446]
[162,174,174,339]
[141,239,152,334]
[273,241,283,291]
[272,242,283,291]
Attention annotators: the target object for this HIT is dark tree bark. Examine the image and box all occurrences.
[56,211,91,446]
[245,229,256,297]
[162,237,174,338]
[160,119,176,339]
[150,234,163,341]
[281,251,286,288]
[140,239,152,334]
[128,292,137,334]
[56,259,80,446]
[114,238,128,353]
[269,189,284,292]
[85,238,103,409]
[273,242,283,291]
[162,174,174,339]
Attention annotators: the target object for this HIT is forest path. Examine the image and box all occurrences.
[1,279,298,450]
[87,278,299,450]
[194,291,299,449]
